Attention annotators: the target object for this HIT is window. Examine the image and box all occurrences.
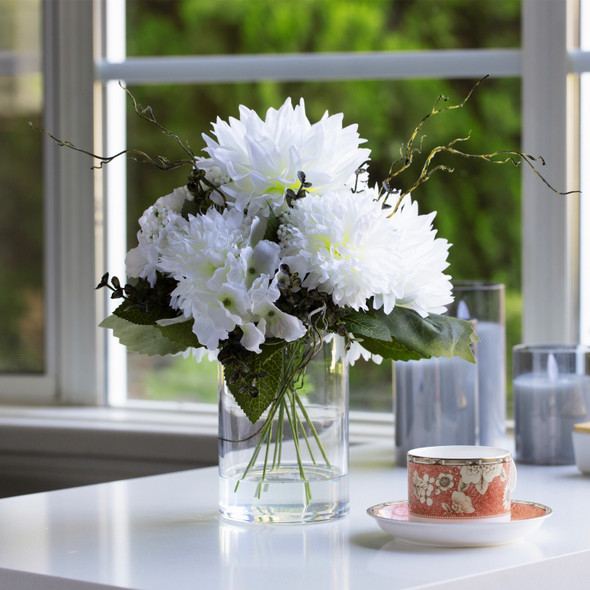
[0,0,52,401]
[113,0,522,411]
[1,1,587,420]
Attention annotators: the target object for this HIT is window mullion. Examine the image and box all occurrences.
[44,0,103,404]
[99,0,128,405]
[580,0,590,345]
[96,49,522,85]
[521,0,581,344]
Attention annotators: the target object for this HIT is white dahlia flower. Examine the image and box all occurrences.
[279,188,403,311]
[381,195,453,317]
[202,98,371,216]
[279,188,452,317]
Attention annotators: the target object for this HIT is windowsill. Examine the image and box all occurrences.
[0,404,220,496]
[0,404,395,450]
[0,404,219,463]
[0,402,513,458]
[0,402,514,498]
[0,404,395,495]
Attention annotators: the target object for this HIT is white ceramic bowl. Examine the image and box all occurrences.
[573,422,590,474]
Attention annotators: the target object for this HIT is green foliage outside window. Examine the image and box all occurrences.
[121,0,522,413]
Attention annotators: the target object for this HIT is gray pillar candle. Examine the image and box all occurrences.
[475,320,506,447]
[513,345,590,465]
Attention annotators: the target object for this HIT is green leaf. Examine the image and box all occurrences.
[380,307,478,363]
[100,314,188,356]
[181,198,200,219]
[157,318,201,349]
[263,208,280,243]
[112,300,174,326]
[226,344,287,423]
[343,309,392,341]
[357,335,422,362]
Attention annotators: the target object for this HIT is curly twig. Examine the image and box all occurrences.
[30,122,194,171]
[380,76,488,201]
[381,76,578,215]
[121,84,195,160]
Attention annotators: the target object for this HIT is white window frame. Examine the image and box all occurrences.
[522,0,581,345]
[579,0,590,346]
[2,0,588,416]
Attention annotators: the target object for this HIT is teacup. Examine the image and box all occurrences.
[407,446,517,522]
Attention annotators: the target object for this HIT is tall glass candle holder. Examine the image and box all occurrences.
[513,344,590,465]
[394,355,478,465]
[394,281,506,465]
[447,281,506,447]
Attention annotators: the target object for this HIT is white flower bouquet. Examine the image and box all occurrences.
[36,79,569,512]
[98,94,479,410]
[91,89,483,488]
[98,95,480,352]
[93,92,483,499]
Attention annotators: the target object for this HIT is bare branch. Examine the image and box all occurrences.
[382,75,578,215]
[31,122,194,171]
[121,84,195,160]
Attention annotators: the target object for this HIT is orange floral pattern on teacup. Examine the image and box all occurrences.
[408,461,511,520]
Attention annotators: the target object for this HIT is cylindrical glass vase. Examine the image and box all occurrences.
[513,344,590,465]
[447,281,506,447]
[218,336,349,524]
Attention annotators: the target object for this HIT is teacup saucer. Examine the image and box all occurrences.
[367,500,552,548]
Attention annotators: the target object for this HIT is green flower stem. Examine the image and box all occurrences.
[290,392,316,465]
[255,414,275,499]
[284,398,312,505]
[234,394,282,492]
[294,392,331,469]
[272,400,285,471]
[290,388,298,452]
[231,339,331,503]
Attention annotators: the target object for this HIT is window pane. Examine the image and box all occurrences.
[0,0,44,373]
[125,0,521,57]
[122,77,521,410]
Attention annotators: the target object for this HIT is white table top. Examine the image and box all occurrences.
[1,444,589,590]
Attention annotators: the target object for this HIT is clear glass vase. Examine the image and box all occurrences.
[218,336,349,524]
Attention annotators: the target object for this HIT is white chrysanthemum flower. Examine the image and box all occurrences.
[380,195,453,317]
[158,208,250,349]
[194,157,231,187]
[193,157,231,206]
[202,98,371,216]
[125,186,193,285]
[279,188,403,311]
[158,207,305,352]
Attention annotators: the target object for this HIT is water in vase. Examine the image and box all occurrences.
[219,463,349,524]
